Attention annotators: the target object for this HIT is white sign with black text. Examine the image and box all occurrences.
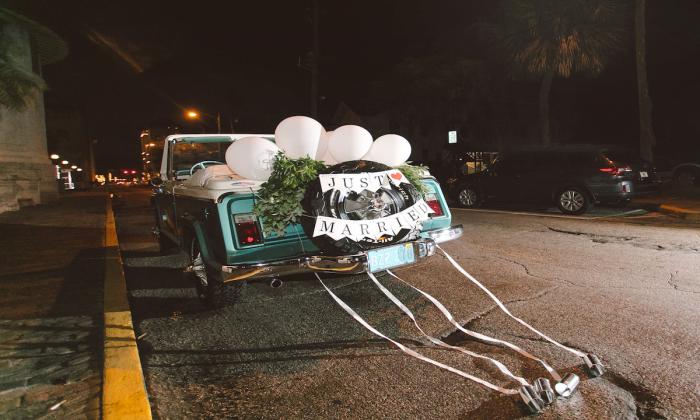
[318,170,409,194]
[312,199,434,242]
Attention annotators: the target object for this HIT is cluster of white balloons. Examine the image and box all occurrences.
[225,116,412,181]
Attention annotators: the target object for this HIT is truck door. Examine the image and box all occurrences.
[153,141,179,243]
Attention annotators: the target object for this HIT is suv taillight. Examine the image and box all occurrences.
[424,193,443,217]
[234,214,262,246]
[599,165,632,176]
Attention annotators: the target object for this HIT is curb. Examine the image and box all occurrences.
[658,204,700,221]
[102,201,152,419]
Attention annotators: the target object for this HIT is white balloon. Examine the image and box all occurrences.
[225,137,281,181]
[274,116,324,159]
[315,130,332,160]
[328,125,373,162]
[320,149,338,165]
[362,134,412,167]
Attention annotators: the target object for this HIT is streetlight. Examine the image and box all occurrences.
[77,168,83,172]
[71,165,77,169]
[184,108,221,133]
[61,160,69,165]
[50,154,60,160]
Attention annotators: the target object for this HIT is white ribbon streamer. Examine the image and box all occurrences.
[366,271,529,387]
[316,273,518,395]
[386,270,562,382]
[436,244,587,360]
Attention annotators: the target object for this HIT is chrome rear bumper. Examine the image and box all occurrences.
[220,225,463,283]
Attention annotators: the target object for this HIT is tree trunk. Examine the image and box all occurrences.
[539,70,554,144]
[636,0,655,161]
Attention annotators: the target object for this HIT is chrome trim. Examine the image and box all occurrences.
[221,238,437,283]
[426,224,463,243]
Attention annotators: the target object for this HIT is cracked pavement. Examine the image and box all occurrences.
[113,188,699,419]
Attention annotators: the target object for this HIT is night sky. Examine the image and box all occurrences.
[5,0,700,170]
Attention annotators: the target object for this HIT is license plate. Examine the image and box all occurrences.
[639,171,648,178]
[368,243,415,272]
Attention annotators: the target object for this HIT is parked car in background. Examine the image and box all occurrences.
[447,145,638,215]
[598,146,663,196]
[671,161,700,188]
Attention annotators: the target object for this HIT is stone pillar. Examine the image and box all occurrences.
[0,23,58,214]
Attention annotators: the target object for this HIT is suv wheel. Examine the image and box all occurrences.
[557,188,590,215]
[189,238,243,309]
[457,186,479,208]
[674,168,699,187]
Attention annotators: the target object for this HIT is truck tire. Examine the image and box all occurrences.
[189,237,244,309]
[301,160,422,254]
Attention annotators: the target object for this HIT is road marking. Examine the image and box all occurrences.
[102,202,153,420]
[659,204,700,221]
[450,207,647,220]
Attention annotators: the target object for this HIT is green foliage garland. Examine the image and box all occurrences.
[253,154,430,237]
[398,163,430,196]
[253,153,326,236]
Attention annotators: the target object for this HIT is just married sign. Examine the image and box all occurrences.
[312,170,434,241]
[318,170,409,194]
[312,200,434,241]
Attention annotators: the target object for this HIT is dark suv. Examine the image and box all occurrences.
[448,146,635,215]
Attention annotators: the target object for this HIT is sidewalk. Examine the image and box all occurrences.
[0,192,106,418]
[633,187,700,221]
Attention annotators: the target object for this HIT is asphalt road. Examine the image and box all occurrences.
[112,186,700,419]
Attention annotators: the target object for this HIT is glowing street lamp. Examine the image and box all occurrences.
[71,165,78,169]
[61,160,69,165]
[50,154,60,160]
[77,168,83,172]
[184,108,221,133]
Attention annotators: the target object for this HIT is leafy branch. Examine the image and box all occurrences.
[398,163,430,196]
[253,153,327,236]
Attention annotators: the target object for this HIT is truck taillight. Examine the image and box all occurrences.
[234,214,262,246]
[424,193,443,217]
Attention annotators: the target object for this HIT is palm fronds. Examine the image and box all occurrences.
[489,0,629,78]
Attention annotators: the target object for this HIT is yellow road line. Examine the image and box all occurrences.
[659,204,700,221]
[102,202,153,419]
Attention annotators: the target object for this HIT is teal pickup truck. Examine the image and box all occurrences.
[151,134,463,308]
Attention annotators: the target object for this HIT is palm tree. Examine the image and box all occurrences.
[488,0,627,144]
[635,0,655,162]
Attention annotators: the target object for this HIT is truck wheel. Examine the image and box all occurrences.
[301,160,422,254]
[189,238,244,309]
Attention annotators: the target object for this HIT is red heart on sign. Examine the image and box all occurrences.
[390,172,402,180]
